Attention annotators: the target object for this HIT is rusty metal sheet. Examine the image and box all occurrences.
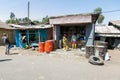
[50,14,92,25]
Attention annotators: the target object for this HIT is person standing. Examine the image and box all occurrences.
[71,33,77,49]
[62,34,69,51]
[1,33,10,55]
[21,35,28,48]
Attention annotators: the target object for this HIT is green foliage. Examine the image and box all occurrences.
[94,7,102,14]
[40,16,49,24]
[93,7,105,24]
[33,20,40,25]
[6,19,16,24]
[6,12,49,25]
[97,15,104,24]
[22,17,31,23]
[6,17,31,24]
[10,12,15,20]
[6,12,16,24]
[17,18,23,23]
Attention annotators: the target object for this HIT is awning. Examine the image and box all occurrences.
[95,33,120,37]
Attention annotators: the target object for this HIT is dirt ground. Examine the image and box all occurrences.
[0,46,120,64]
[0,46,120,80]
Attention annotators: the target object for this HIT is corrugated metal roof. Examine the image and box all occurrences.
[9,24,52,30]
[95,25,120,33]
[0,21,14,29]
[109,20,120,27]
[95,34,120,37]
[9,24,24,28]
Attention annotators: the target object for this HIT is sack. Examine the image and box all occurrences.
[104,52,110,61]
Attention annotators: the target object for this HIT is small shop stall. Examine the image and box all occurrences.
[49,13,99,48]
[10,24,53,48]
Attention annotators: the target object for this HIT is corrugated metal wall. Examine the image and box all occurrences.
[46,28,53,40]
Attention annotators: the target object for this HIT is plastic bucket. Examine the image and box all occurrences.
[45,40,53,53]
[38,42,45,53]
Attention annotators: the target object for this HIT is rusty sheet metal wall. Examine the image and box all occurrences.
[46,28,53,40]
[50,15,92,25]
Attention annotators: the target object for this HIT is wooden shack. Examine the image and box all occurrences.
[108,20,120,48]
[49,13,99,48]
[95,25,120,49]
[9,24,53,47]
[0,22,15,45]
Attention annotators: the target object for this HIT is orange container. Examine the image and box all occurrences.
[38,42,45,53]
[45,40,53,53]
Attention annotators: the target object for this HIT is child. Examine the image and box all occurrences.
[71,33,77,49]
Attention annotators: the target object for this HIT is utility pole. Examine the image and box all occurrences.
[28,1,30,25]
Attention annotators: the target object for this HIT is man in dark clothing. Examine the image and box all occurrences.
[1,33,10,55]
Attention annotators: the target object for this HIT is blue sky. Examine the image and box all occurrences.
[0,0,120,24]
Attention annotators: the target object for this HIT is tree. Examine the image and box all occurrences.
[94,8,102,14]
[15,18,19,24]
[97,15,104,24]
[33,20,40,25]
[40,16,49,24]
[6,19,16,24]
[93,7,104,24]
[6,17,31,24]
[22,17,31,23]
[10,12,15,20]
[17,18,22,23]
[6,12,16,24]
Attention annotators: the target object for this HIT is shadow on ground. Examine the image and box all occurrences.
[0,59,12,62]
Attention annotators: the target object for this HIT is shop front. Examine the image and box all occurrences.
[49,13,99,48]
[13,25,53,47]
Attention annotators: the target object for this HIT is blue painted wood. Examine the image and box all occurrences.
[15,30,20,47]
[15,29,48,47]
[40,29,46,42]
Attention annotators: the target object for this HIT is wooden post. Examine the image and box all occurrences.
[38,30,40,42]
[26,30,30,45]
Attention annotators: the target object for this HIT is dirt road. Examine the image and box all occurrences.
[0,46,120,80]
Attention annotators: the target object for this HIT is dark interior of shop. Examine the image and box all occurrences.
[60,25,86,40]
[60,25,86,48]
